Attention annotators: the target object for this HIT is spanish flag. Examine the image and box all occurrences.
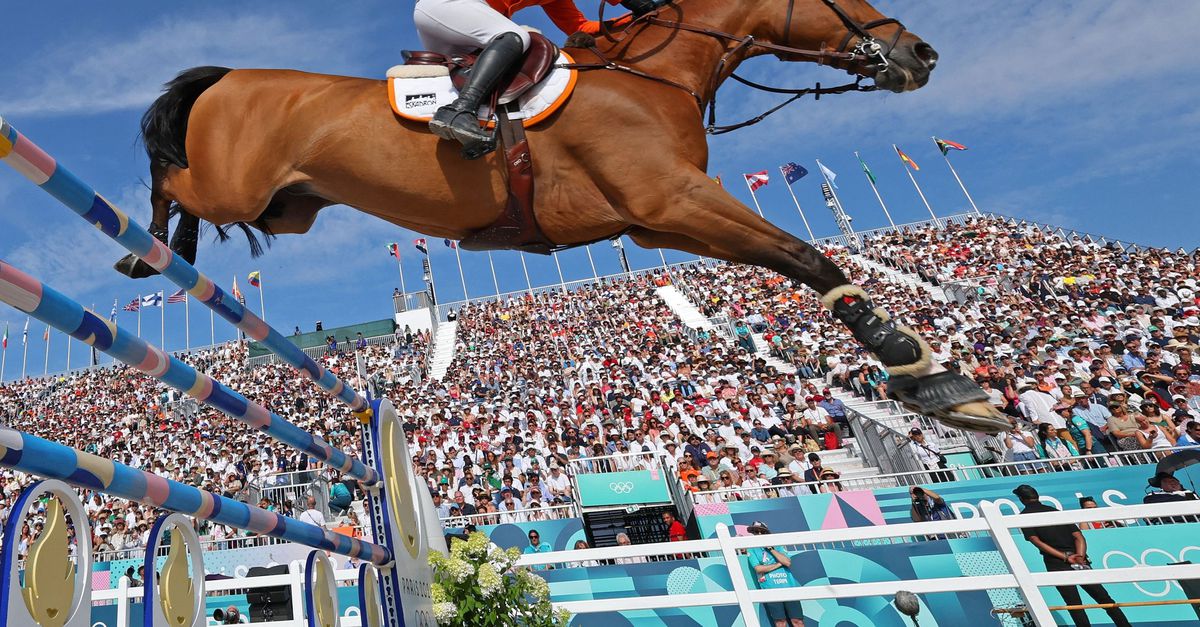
[895,146,919,171]
[934,137,967,155]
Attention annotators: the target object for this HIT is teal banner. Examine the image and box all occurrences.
[576,470,671,507]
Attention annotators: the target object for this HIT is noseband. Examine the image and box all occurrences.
[569,0,907,134]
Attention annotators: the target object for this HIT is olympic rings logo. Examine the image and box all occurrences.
[609,482,635,494]
[1102,546,1200,597]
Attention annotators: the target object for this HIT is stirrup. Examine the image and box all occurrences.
[889,371,1009,433]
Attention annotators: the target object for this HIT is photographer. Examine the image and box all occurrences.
[908,428,951,482]
[908,486,954,523]
[1013,485,1131,627]
[747,522,804,627]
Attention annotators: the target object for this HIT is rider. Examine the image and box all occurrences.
[415,0,664,157]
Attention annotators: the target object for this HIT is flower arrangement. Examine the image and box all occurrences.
[429,532,569,627]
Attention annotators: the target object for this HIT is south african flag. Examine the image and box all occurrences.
[934,137,967,155]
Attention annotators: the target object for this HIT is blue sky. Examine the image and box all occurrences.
[1,1,1198,377]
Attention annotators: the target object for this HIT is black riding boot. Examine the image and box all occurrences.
[429,32,525,159]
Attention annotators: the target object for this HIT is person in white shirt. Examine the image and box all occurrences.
[296,496,326,529]
[1018,384,1065,429]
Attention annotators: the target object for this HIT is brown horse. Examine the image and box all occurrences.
[116,0,1008,432]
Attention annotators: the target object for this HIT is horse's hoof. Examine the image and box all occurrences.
[114,254,159,279]
[930,401,1010,435]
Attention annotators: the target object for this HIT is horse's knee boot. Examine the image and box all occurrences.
[821,285,931,376]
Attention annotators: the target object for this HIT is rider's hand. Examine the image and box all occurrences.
[621,0,663,18]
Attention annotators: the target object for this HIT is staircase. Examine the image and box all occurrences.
[428,320,458,381]
[851,254,946,302]
[748,333,797,375]
[655,285,711,330]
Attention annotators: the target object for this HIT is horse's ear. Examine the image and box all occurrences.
[565,31,597,49]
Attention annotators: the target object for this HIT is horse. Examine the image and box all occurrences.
[114,0,1008,433]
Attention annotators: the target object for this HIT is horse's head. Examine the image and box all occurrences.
[752,0,937,93]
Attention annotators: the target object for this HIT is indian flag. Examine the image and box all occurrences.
[895,145,919,171]
[934,137,967,155]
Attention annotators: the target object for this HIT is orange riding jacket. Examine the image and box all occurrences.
[486,0,622,36]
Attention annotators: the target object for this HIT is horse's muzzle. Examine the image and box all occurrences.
[875,41,937,93]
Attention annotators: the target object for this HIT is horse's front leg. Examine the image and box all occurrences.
[629,171,1007,433]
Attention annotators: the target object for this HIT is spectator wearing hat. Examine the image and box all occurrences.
[908,428,950,483]
[1013,485,1132,627]
[1143,472,1198,507]
[747,521,803,627]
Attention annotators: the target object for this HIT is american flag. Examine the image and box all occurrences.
[167,289,187,304]
[122,297,141,312]
[744,171,770,192]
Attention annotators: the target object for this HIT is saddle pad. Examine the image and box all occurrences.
[388,51,577,128]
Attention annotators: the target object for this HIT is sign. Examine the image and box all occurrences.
[576,470,671,508]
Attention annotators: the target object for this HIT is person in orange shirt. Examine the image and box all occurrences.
[415,0,663,156]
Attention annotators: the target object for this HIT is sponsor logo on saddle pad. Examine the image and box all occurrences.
[388,51,578,128]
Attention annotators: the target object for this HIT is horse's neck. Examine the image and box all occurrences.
[600,0,762,107]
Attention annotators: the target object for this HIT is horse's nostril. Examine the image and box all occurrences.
[913,42,938,69]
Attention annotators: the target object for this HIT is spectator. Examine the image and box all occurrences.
[1003,418,1043,474]
[663,511,687,542]
[1177,420,1200,446]
[908,486,954,522]
[523,529,552,570]
[614,533,647,565]
[747,521,803,627]
[297,496,326,530]
[329,478,352,516]
[1038,417,1080,471]
[1013,485,1132,627]
[908,428,950,482]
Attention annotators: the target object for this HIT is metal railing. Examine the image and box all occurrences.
[438,503,579,527]
[516,500,1200,627]
[566,451,664,475]
[247,332,398,366]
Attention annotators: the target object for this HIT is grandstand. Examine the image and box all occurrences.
[2,212,1200,624]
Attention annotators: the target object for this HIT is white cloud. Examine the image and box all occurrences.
[0,13,364,117]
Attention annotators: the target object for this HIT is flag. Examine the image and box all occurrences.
[781,162,808,185]
[817,162,839,189]
[744,171,769,191]
[232,277,244,304]
[895,146,920,171]
[248,271,262,288]
[857,154,877,184]
[43,326,49,342]
[2,322,7,350]
[387,242,400,258]
[110,299,118,321]
[934,137,967,155]
[141,292,163,308]
[414,238,428,254]
[22,318,28,344]
[167,289,187,304]
[123,297,141,312]
[443,239,456,250]
[712,175,723,187]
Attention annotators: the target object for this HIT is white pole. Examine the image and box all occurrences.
[184,295,191,352]
[743,176,766,217]
[486,251,501,296]
[551,251,567,292]
[584,245,599,280]
[779,165,816,242]
[935,137,981,215]
[396,249,408,295]
[425,252,438,304]
[453,244,469,300]
[160,293,165,349]
[856,151,896,228]
[895,145,940,227]
[137,296,142,339]
[209,308,215,346]
[1,335,6,383]
[43,324,50,377]
[257,280,267,325]
[519,253,532,294]
[21,317,29,380]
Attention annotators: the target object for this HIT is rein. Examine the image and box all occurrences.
[562,0,905,134]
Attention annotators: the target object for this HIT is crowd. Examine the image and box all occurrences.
[0,215,1196,559]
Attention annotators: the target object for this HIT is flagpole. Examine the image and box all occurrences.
[815,159,850,218]
[209,308,215,346]
[486,251,501,296]
[584,245,598,280]
[160,292,165,349]
[395,247,408,295]
[43,324,50,377]
[519,253,532,294]
[257,279,267,325]
[935,136,980,215]
[894,145,940,227]
[21,317,30,380]
[65,326,71,374]
[743,176,766,218]
[855,151,896,228]
[137,295,142,338]
[184,294,191,352]
[453,244,469,300]
[779,166,816,242]
[1,327,6,383]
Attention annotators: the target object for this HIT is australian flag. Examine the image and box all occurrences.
[782,162,808,186]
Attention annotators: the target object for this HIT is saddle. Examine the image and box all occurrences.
[402,32,560,105]
[401,32,560,254]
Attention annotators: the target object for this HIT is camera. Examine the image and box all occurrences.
[213,607,241,624]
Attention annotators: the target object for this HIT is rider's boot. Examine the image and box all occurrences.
[821,285,1006,433]
[429,32,525,160]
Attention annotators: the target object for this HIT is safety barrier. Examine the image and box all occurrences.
[0,116,440,626]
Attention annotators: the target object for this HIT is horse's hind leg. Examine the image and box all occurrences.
[114,163,174,278]
[634,176,1006,433]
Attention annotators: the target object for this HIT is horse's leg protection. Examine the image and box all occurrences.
[820,285,932,376]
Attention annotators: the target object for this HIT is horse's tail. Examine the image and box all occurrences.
[141,66,232,168]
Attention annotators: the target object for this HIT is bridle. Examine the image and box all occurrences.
[565,0,906,134]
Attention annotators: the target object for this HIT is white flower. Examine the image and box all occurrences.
[477,562,502,598]
[433,602,458,625]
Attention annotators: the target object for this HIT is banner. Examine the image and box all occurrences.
[576,470,671,507]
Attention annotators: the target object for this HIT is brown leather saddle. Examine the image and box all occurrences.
[401,33,561,254]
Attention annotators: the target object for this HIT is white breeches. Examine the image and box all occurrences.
[414,0,532,56]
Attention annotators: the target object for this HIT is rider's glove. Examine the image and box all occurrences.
[621,0,664,18]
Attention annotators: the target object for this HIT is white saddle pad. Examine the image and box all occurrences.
[387,51,577,127]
